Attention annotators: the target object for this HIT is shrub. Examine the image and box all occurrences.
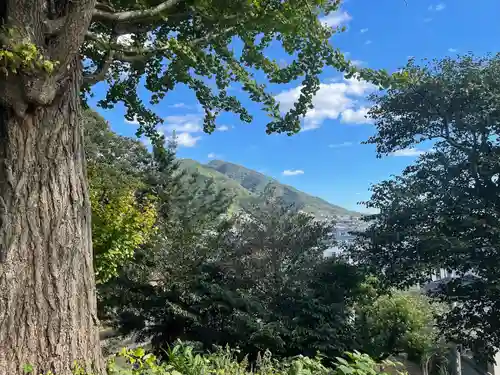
[105,342,409,375]
[24,343,408,375]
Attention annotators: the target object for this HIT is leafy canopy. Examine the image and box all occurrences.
[350,53,500,359]
[100,191,365,362]
[83,111,159,284]
[82,0,400,140]
[355,291,442,362]
[89,164,157,284]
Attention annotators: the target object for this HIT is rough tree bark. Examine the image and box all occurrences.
[0,0,103,374]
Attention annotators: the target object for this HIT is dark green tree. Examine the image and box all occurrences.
[349,53,500,360]
[111,190,365,363]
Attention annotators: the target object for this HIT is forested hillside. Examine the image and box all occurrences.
[177,158,361,218]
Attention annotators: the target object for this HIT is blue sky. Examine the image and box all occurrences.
[88,0,500,213]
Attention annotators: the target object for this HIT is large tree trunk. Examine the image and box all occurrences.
[0,60,103,374]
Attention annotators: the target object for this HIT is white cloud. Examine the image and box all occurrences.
[423,17,433,23]
[428,3,446,11]
[341,107,373,124]
[217,125,231,132]
[283,169,305,176]
[329,141,354,148]
[275,76,376,130]
[448,47,458,53]
[208,152,218,158]
[391,148,426,157]
[320,11,352,28]
[160,114,205,147]
[351,59,365,67]
[365,40,372,45]
[125,115,140,125]
[168,132,201,148]
[170,103,188,108]
[360,28,369,33]
[162,114,202,133]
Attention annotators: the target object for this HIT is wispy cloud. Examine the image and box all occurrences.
[329,141,354,148]
[360,28,369,33]
[208,152,220,159]
[275,75,376,131]
[320,10,352,28]
[162,114,202,133]
[448,47,458,53]
[170,103,189,108]
[364,40,372,45]
[391,148,426,157]
[428,2,446,11]
[217,125,231,132]
[423,17,433,23]
[351,59,365,67]
[282,169,305,176]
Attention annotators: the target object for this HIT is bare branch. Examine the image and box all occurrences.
[92,0,184,24]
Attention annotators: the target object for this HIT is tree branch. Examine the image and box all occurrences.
[92,0,184,23]
[83,34,118,86]
[85,25,236,65]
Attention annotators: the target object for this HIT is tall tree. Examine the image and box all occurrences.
[349,53,500,360]
[0,0,402,371]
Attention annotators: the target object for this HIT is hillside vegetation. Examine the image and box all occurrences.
[179,159,362,218]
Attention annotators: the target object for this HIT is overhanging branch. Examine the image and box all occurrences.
[92,0,184,23]
[83,34,118,86]
[85,25,236,65]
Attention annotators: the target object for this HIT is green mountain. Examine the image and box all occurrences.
[178,159,255,206]
[179,159,361,218]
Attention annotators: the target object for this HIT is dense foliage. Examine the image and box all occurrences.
[83,109,447,371]
[355,290,444,363]
[349,53,500,360]
[80,0,403,140]
[105,343,407,375]
[26,342,407,375]
[101,190,364,362]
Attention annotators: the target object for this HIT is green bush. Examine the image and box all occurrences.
[24,342,408,375]
[104,342,409,375]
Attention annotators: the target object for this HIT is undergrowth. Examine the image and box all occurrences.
[24,342,408,375]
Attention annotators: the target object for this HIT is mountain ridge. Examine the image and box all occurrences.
[179,158,362,218]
